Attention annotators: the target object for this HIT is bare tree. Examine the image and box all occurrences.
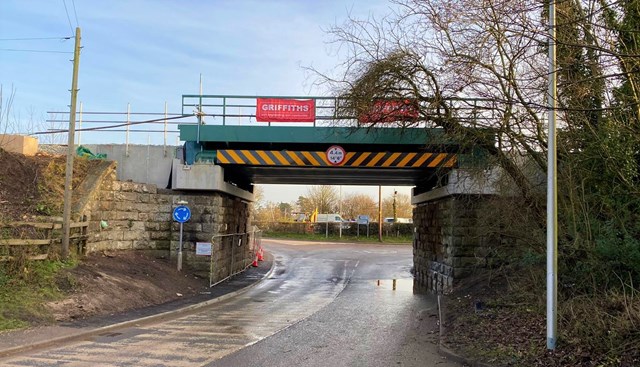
[317,0,555,219]
[304,185,339,213]
[382,192,412,219]
[0,85,17,137]
[341,193,377,220]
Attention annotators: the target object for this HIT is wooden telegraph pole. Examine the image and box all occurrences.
[378,185,382,242]
[62,27,81,259]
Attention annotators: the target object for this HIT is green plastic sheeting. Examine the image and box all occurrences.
[76,145,107,160]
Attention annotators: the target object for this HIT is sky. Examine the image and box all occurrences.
[0,0,412,203]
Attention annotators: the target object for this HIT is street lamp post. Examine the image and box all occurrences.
[547,0,559,351]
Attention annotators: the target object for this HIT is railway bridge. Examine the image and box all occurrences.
[81,95,499,293]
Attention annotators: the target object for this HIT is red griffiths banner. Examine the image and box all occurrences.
[256,98,316,122]
[358,100,419,124]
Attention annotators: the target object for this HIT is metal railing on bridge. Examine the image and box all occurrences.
[180,94,495,127]
[42,95,495,147]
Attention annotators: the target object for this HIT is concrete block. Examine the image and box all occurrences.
[0,134,38,156]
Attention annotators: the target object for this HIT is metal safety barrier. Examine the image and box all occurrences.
[209,229,263,287]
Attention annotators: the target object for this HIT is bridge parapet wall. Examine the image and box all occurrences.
[81,163,252,283]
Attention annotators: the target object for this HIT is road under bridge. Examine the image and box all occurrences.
[77,94,500,294]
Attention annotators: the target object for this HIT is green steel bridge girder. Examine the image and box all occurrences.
[178,125,457,150]
[178,124,489,169]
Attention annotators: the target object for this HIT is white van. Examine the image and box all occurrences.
[384,217,413,224]
[315,213,346,223]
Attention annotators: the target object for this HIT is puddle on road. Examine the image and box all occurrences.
[374,279,414,292]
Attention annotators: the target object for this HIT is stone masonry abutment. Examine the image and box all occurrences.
[79,162,254,284]
[412,170,502,293]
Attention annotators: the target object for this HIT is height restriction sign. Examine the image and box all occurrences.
[326,145,346,165]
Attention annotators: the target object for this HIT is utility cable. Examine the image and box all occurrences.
[70,0,80,27]
[61,0,75,35]
[0,36,72,41]
[34,114,195,135]
[0,48,73,54]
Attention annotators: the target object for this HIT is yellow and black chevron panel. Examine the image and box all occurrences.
[216,150,457,168]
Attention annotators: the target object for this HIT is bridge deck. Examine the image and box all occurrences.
[178,125,459,187]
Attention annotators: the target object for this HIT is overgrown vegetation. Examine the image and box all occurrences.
[0,148,96,331]
[0,256,77,331]
[317,0,640,364]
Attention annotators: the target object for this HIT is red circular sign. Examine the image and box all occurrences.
[326,145,346,165]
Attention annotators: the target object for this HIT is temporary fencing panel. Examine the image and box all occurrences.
[209,229,263,287]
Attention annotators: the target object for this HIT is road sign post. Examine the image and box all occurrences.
[357,215,370,238]
[173,204,191,271]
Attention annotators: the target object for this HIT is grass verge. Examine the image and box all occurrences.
[0,258,77,331]
[443,269,640,366]
[263,231,412,244]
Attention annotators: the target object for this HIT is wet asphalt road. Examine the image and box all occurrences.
[1,240,461,367]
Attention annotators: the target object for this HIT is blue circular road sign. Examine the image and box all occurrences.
[173,205,191,223]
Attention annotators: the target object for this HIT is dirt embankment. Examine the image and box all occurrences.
[48,250,209,322]
[1,148,209,325]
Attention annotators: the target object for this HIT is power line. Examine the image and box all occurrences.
[70,0,80,27]
[34,114,195,135]
[61,0,75,35]
[0,36,72,41]
[0,48,73,54]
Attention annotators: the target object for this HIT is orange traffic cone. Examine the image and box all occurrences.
[251,253,259,267]
[257,246,264,261]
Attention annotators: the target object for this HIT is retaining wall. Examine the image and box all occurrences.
[81,163,253,283]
